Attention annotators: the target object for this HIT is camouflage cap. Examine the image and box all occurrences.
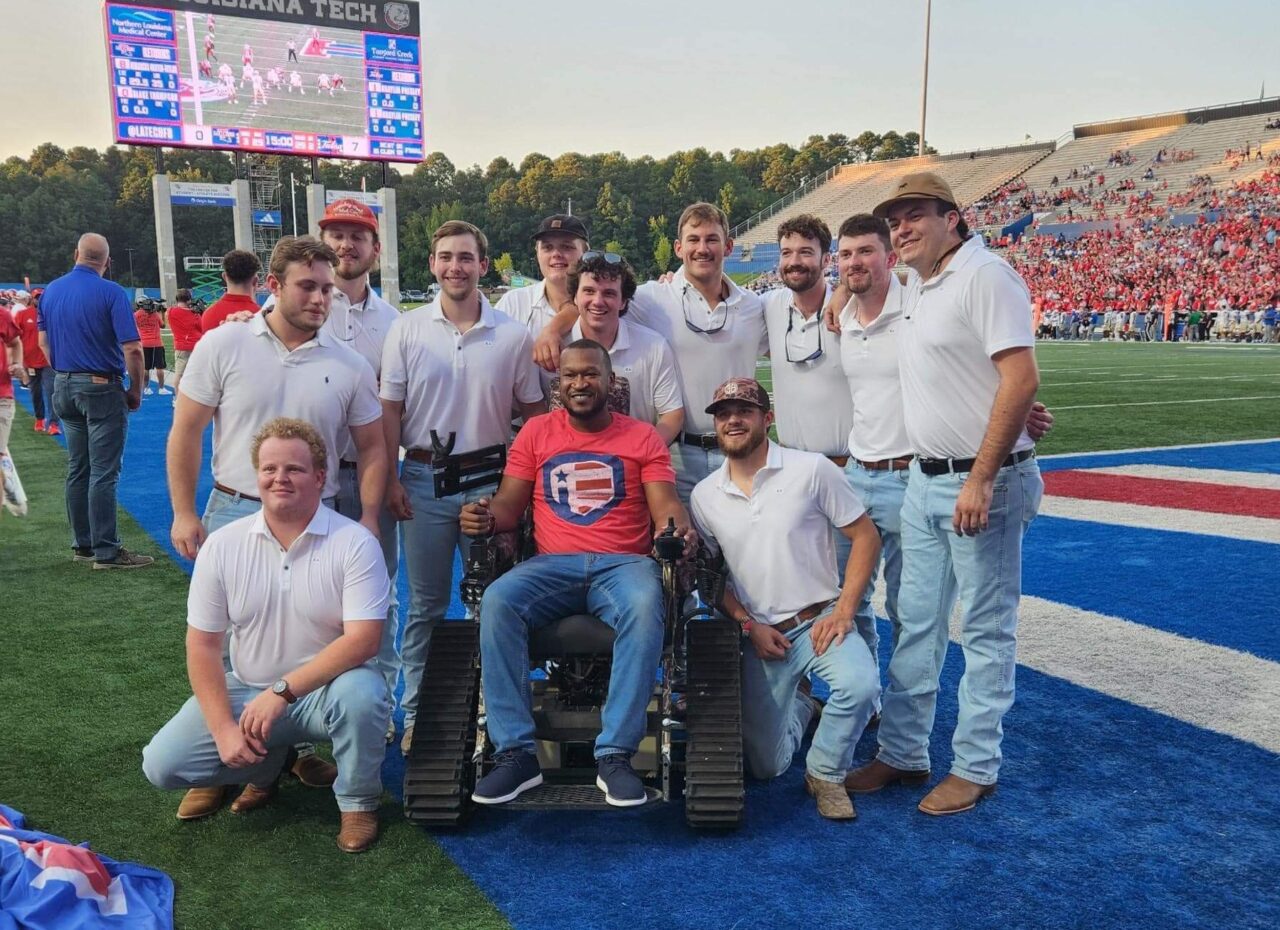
[705,377,771,415]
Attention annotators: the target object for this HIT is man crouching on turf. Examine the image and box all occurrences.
[143,417,391,853]
[459,339,695,808]
[690,378,881,820]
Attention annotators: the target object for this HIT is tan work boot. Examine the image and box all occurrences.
[176,786,226,821]
[400,725,414,756]
[918,774,996,816]
[843,759,930,794]
[229,783,277,814]
[804,773,856,821]
[290,753,338,788]
[336,811,379,853]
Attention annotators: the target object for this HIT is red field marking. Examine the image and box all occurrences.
[1043,470,1280,519]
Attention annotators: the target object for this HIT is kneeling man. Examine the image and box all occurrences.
[460,339,694,808]
[690,379,881,820]
[143,417,391,852]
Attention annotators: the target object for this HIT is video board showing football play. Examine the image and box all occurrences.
[103,0,423,162]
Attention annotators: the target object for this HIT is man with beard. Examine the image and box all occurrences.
[459,339,695,808]
[690,377,880,821]
[561,251,684,442]
[380,220,545,756]
[497,214,589,336]
[165,236,387,821]
[533,203,766,501]
[846,174,1043,816]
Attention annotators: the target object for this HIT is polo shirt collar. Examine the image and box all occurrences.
[429,294,497,329]
[840,276,904,333]
[249,502,333,544]
[570,315,631,352]
[674,266,745,307]
[250,309,334,349]
[714,440,784,498]
[922,235,985,289]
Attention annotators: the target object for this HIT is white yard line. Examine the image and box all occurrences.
[1053,394,1280,411]
[1039,436,1279,459]
[1084,464,1280,490]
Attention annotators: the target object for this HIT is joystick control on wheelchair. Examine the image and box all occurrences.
[654,518,684,563]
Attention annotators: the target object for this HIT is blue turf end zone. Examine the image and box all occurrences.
[16,389,1279,929]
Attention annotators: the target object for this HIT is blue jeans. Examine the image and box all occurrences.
[334,463,401,698]
[29,367,56,427]
[398,459,494,727]
[480,553,664,759]
[838,462,909,674]
[142,666,390,812]
[741,606,880,782]
[877,457,1043,785]
[670,443,724,505]
[53,374,127,560]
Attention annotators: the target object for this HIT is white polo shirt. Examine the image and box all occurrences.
[690,442,865,627]
[495,280,556,336]
[324,285,400,462]
[187,505,390,689]
[838,277,913,462]
[897,237,1035,460]
[626,267,767,434]
[379,296,543,455]
[178,312,382,498]
[761,285,852,457]
[569,316,683,427]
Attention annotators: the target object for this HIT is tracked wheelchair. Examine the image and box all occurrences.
[400,416,745,831]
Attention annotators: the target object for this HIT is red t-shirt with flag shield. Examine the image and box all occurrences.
[505,408,675,556]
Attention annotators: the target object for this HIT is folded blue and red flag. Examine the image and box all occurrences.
[0,804,173,929]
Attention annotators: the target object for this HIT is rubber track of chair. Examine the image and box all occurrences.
[683,619,745,829]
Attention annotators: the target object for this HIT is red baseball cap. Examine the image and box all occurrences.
[319,198,379,234]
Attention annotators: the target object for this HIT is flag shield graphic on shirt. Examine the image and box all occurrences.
[543,453,626,525]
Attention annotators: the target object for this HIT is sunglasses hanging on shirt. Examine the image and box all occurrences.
[784,305,823,363]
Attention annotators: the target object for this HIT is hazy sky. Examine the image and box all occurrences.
[5,0,1279,169]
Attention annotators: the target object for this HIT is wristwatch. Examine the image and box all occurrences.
[271,679,297,704]
[735,615,754,638]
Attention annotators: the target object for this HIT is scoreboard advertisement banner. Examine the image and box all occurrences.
[103,0,423,162]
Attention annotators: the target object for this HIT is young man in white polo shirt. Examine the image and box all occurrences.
[144,417,391,853]
[380,220,545,754]
[315,198,403,726]
[496,214,589,335]
[846,174,1043,816]
[562,251,684,441]
[533,203,767,502]
[691,378,881,821]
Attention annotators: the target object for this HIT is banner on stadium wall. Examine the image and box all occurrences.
[170,182,235,208]
[325,190,383,215]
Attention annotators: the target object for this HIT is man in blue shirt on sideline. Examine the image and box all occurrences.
[38,232,154,569]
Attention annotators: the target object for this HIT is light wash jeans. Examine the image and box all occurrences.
[837,462,909,674]
[334,463,401,698]
[398,458,494,727]
[479,553,664,759]
[670,442,725,505]
[142,666,390,812]
[53,374,128,561]
[741,604,880,783]
[876,456,1043,785]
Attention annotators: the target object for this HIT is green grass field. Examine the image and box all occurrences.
[2,340,1278,927]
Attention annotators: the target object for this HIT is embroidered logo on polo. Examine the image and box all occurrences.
[543,452,626,524]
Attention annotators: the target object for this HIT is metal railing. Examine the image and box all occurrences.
[730,165,842,239]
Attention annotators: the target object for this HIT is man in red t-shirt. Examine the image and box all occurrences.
[13,292,57,433]
[166,288,203,399]
[200,249,262,329]
[133,298,170,396]
[459,339,695,808]
[0,304,25,456]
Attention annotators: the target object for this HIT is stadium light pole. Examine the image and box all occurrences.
[290,173,299,237]
[920,0,931,158]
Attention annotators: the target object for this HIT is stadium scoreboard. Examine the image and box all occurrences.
[102,0,423,162]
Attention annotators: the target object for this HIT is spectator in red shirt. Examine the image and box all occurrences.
[1,303,25,456]
[459,339,696,808]
[133,298,170,396]
[166,288,203,399]
[200,249,262,329]
[13,291,57,434]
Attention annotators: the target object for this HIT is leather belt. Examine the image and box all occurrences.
[60,370,121,382]
[917,448,1035,477]
[213,482,261,503]
[856,455,914,472]
[770,599,835,635]
[827,455,850,467]
[403,449,434,464]
[339,459,358,470]
[680,432,720,451]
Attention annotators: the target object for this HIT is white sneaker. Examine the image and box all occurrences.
[158,387,172,395]
[143,386,154,395]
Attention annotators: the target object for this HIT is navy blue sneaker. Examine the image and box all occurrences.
[595,754,647,807]
[472,750,543,805]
